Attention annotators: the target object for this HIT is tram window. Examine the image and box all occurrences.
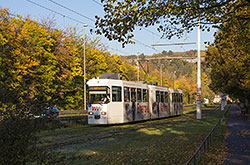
[89,86,110,104]
[90,94,108,104]
[124,87,130,102]
[172,93,175,103]
[156,91,160,102]
[143,89,148,102]
[112,86,122,102]
[131,88,136,102]
[164,92,169,103]
[137,88,142,102]
[160,91,164,102]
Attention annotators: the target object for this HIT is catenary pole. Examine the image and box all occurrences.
[160,64,163,86]
[151,24,202,120]
[196,19,202,119]
[137,52,140,81]
[83,24,88,111]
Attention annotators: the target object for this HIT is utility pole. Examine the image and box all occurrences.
[152,25,203,119]
[160,64,163,86]
[83,24,88,111]
[174,71,176,88]
[196,19,202,119]
[137,52,140,81]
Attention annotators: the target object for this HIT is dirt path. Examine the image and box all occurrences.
[225,104,250,164]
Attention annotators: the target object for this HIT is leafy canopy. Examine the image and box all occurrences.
[95,0,250,47]
[205,3,250,100]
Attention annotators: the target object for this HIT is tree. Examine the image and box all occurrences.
[0,9,61,112]
[95,0,250,47]
[0,8,126,111]
[0,9,67,164]
[106,54,129,80]
[206,4,250,101]
[175,77,196,104]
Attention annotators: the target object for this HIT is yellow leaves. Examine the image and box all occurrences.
[175,77,196,102]
[202,73,209,85]
[16,75,22,82]
[0,33,7,46]
[10,81,20,89]
[71,65,83,77]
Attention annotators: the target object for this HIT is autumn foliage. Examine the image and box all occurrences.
[0,9,133,112]
[0,8,133,163]
[206,4,250,101]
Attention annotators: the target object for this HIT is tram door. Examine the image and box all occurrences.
[156,91,160,118]
[169,90,174,116]
[159,91,170,118]
[131,88,136,121]
[124,87,136,122]
[149,86,159,119]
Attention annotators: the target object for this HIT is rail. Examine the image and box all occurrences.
[186,105,230,165]
[59,115,88,124]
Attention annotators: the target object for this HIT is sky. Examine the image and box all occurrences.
[0,0,217,56]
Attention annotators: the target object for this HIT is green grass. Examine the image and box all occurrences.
[38,104,229,164]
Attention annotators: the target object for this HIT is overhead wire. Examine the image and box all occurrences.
[26,0,159,54]
[106,46,128,55]
[9,12,52,29]
[26,0,95,28]
[90,0,159,52]
[48,0,95,22]
[92,0,161,38]
[132,39,157,51]
[46,0,128,54]
[47,0,157,53]
[9,11,128,55]
[91,0,103,7]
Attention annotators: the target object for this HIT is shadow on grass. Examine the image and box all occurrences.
[39,105,226,164]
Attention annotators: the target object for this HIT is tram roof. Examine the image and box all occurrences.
[87,78,148,88]
[87,78,180,92]
[169,88,182,93]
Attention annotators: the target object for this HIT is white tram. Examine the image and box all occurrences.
[87,74,183,124]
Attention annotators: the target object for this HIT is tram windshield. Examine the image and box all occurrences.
[89,86,110,104]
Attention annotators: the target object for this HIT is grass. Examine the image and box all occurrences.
[38,104,229,164]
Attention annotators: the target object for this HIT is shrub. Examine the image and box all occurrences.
[0,110,64,164]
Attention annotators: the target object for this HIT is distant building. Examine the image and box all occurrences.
[185,58,197,63]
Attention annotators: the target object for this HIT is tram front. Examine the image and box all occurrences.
[87,85,110,124]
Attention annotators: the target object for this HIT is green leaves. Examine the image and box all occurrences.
[95,0,250,46]
[206,4,250,100]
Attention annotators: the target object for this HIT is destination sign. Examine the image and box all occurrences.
[89,86,108,91]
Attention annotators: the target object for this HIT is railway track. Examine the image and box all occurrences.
[58,104,197,124]
[58,115,88,124]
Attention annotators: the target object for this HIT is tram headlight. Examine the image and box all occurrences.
[88,112,94,115]
[101,111,106,115]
